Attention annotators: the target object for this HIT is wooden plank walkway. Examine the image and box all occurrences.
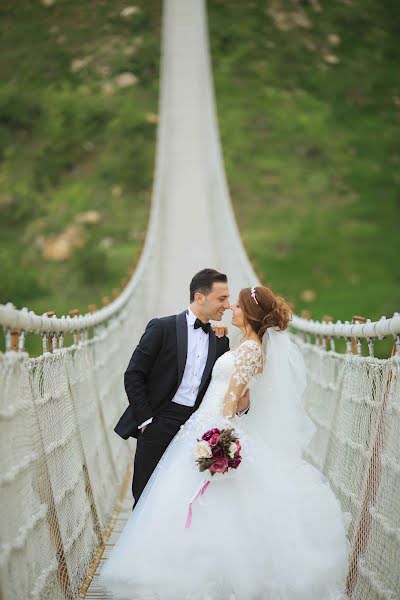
[79,467,133,600]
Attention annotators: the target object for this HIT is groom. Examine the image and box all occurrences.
[115,268,248,507]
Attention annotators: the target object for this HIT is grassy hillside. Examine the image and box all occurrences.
[209,0,400,325]
[0,0,161,322]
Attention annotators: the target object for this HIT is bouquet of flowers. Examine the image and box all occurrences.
[194,427,242,475]
[185,427,242,528]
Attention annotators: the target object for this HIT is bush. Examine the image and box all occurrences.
[0,249,44,305]
[0,84,42,132]
[0,181,42,226]
[72,240,109,285]
[33,86,113,189]
[100,100,154,188]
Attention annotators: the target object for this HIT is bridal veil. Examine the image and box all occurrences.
[245,326,316,461]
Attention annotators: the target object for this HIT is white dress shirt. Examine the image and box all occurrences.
[138,308,248,430]
[171,307,209,407]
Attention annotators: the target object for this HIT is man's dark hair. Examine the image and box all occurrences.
[190,268,227,302]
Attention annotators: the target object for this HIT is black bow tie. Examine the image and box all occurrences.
[194,318,211,334]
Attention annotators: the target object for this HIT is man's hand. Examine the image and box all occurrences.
[212,325,228,338]
[140,425,147,434]
[237,388,250,413]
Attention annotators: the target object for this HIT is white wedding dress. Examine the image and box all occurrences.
[99,330,350,600]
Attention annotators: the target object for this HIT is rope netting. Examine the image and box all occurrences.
[0,300,156,598]
[0,0,399,598]
[295,338,400,599]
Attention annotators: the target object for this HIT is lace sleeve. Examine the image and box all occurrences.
[223,341,262,419]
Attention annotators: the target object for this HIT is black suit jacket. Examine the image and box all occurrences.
[114,310,230,439]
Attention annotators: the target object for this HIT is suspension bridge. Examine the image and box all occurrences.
[1,1,399,599]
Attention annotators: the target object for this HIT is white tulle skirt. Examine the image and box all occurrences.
[99,414,350,600]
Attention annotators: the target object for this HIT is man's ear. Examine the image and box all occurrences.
[194,291,205,304]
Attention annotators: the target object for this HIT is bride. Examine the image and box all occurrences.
[99,286,350,599]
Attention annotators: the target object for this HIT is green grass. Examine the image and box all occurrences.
[208,0,400,326]
[0,0,161,321]
[1,0,399,357]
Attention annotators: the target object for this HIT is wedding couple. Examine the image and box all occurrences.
[100,268,349,599]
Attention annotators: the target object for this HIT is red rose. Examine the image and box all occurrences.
[209,433,220,447]
[228,457,242,469]
[209,457,229,473]
[202,428,221,442]
[212,447,225,459]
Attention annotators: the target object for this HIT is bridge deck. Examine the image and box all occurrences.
[79,469,133,599]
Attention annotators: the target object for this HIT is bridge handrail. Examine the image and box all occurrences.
[0,256,146,334]
[291,313,400,339]
[1,300,399,339]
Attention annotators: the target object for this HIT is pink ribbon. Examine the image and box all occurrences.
[185,480,211,528]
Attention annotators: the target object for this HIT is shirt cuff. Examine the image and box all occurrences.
[236,400,250,417]
[138,417,153,429]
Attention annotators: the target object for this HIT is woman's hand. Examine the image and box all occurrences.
[212,325,228,338]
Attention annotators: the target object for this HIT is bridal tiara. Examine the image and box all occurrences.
[250,286,259,305]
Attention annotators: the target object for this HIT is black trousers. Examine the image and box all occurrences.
[132,402,195,509]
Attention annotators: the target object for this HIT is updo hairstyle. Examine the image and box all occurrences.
[238,286,292,341]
